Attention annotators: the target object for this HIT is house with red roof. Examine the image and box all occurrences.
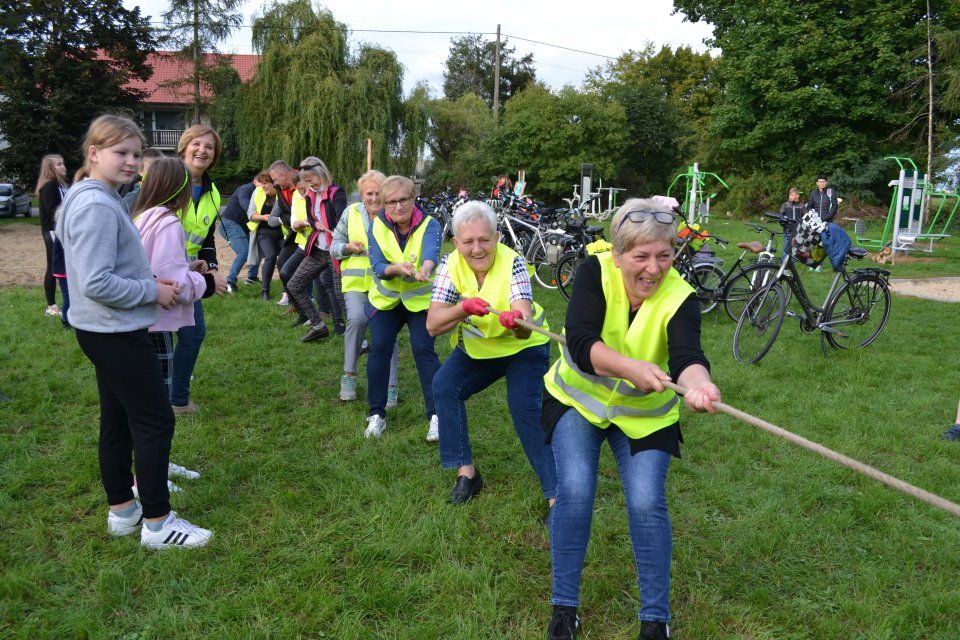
[130,51,259,150]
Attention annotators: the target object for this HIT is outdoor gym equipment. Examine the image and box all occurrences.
[666,163,730,225]
[488,305,960,519]
[853,156,951,254]
[924,190,960,236]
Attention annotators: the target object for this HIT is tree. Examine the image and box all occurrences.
[419,91,495,193]
[162,0,243,125]
[0,0,155,186]
[238,0,426,180]
[443,34,537,108]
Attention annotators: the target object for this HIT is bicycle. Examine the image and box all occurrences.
[733,213,892,364]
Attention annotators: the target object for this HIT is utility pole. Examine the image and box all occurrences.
[493,23,501,125]
[926,0,934,193]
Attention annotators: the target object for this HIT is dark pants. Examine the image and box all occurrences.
[287,250,334,327]
[257,227,284,296]
[75,328,173,519]
[171,301,205,406]
[367,304,439,419]
[42,231,57,306]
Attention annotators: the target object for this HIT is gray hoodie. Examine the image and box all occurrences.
[56,180,159,332]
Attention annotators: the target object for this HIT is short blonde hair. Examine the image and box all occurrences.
[357,169,386,193]
[177,125,222,168]
[380,175,415,202]
[610,197,677,255]
[298,156,333,189]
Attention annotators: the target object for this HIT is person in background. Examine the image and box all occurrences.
[247,172,281,301]
[268,160,299,307]
[36,153,69,317]
[121,148,165,211]
[807,174,838,223]
[330,170,399,405]
[170,125,222,416]
[363,175,442,440]
[542,198,720,640]
[779,187,805,256]
[218,175,260,294]
[427,201,556,506]
[56,114,212,549]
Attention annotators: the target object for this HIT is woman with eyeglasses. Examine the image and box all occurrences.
[286,157,348,342]
[363,175,442,440]
[541,198,721,640]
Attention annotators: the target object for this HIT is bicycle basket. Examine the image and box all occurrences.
[790,211,828,266]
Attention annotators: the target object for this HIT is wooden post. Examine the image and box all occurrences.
[367,138,372,171]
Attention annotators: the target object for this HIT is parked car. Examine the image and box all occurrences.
[0,183,31,218]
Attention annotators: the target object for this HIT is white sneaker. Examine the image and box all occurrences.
[168,462,200,480]
[426,414,439,443]
[140,511,213,549]
[364,414,387,438]
[339,374,357,401]
[107,504,143,536]
[132,479,182,499]
[45,305,61,317]
[277,292,290,306]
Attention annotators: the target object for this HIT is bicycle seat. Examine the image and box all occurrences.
[736,240,766,254]
[848,247,868,260]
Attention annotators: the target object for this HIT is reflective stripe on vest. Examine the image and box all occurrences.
[446,243,549,359]
[543,254,693,439]
[367,217,432,311]
[341,203,373,293]
[180,183,220,260]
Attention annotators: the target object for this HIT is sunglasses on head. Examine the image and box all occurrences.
[616,209,676,232]
[299,163,320,171]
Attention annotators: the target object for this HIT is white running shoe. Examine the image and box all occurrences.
[132,479,182,499]
[45,305,61,317]
[426,414,439,443]
[364,415,387,438]
[141,511,213,549]
[277,292,290,306]
[168,462,200,480]
[107,504,143,536]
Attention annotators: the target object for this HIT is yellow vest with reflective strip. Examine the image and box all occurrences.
[179,183,220,260]
[340,203,373,293]
[291,191,309,249]
[446,243,550,359]
[246,186,268,232]
[367,217,432,311]
[543,253,693,439]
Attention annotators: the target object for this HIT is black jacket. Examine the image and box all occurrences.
[807,187,838,222]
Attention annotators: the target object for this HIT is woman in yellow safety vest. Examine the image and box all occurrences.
[330,170,400,404]
[542,198,721,640]
[363,175,442,440]
[170,125,222,416]
[426,200,556,506]
[246,171,280,301]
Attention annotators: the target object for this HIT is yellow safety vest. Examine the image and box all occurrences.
[446,243,550,359]
[340,203,373,293]
[367,216,432,312]
[543,253,693,439]
[246,186,268,232]
[290,190,310,249]
[179,182,220,260]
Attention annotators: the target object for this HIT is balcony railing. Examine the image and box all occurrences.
[146,129,183,150]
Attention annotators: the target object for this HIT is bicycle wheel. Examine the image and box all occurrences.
[525,235,558,289]
[733,283,787,364]
[823,274,891,349]
[691,262,724,314]
[723,261,785,322]
[556,251,581,301]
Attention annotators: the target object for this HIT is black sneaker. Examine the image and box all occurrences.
[639,621,670,640]
[942,424,960,441]
[547,605,580,640]
[333,319,346,336]
[244,277,260,285]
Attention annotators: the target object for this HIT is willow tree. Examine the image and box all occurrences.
[239,0,425,181]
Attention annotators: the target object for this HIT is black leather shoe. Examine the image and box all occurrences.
[333,319,346,336]
[260,291,271,301]
[450,471,483,505]
[300,325,330,342]
[639,620,670,640]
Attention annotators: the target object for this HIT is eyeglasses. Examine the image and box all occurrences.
[616,209,675,232]
[384,196,413,208]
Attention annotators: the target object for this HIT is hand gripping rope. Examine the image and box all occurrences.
[487,305,960,519]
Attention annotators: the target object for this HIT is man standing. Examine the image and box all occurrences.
[807,174,838,223]
[218,177,259,293]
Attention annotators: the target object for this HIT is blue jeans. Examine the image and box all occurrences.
[218,219,257,286]
[171,300,205,406]
[367,305,439,419]
[434,343,556,499]
[549,408,672,623]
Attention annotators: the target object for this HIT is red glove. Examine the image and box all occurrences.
[461,297,490,317]
[499,310,524,330]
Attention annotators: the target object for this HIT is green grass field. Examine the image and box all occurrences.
[3,217,960,639]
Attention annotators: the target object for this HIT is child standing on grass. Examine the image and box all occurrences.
[56,114,213,549]
[131,156,228,495]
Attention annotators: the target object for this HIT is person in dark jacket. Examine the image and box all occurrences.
[807,174,838,223]
[218,177,260,292]
[35,153,69,317]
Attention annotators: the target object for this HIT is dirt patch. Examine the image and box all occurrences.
[888,277,960,303]
[0,222,236,288]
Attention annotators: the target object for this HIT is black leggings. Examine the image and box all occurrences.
[42,231,56,306]
[75,328,174,518]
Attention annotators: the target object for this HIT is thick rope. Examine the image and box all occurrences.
[488,306,960,518]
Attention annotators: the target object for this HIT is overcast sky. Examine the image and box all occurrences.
[123,1,716,95]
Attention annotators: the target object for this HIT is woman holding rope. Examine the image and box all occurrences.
[542,198,720,640]
[426,201,556,506]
